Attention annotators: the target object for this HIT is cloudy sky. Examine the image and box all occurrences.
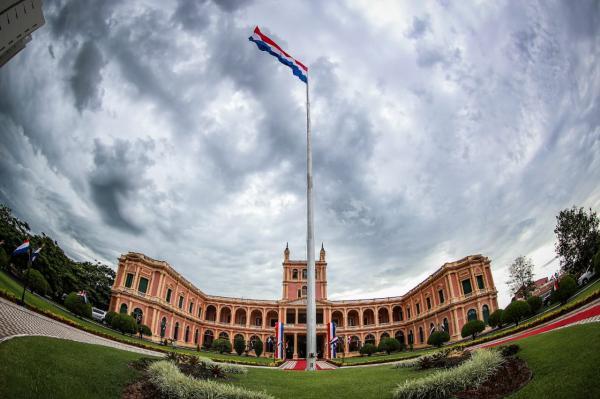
[1,0,599,307]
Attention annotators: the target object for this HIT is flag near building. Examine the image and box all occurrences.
[11,240,30,256]
[248,26,308,83]
[31,246,43,263]
[327,321,338,358]
[275,321,285,359]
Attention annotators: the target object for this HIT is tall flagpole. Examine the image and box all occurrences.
[305,73,317,371]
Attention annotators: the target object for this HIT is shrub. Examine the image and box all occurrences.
[148,360,273,399]
[138,324,152,338]
[24,268,50,295]
[104,310,118,325]
[551,275,578,305]
[64,292,92,318]
[461,320,485,340]
[427,331,450,348]
[498,344,520,357]
[234,336,246,356]
[527,295,542,314]
[359,343,377,356]
[393,350,504,399]
[211,338,232,354]
[378,337,401,354]
[488,309,504,328]
[502,300,531,326]
[253,337,263,357]
[111,313,138,335]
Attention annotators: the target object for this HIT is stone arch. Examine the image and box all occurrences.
[364,333,376,345]
[380,331,390,340]
[194,328,199,344]
[234,308,247,325]
[234,333,245,342]
[219,331,229,341]
[266,310,278,327]
[408,329,414,344]
[250,309,263,327]
[363,309,375,325]
[482,304,490,325]
[132,307,143,324]
[467,308,478,321]
[395,330,405,344]
[266,335,276,352]
[331,310,344,327]
[160,317,167,338]
[119,303,128,314]
[219,306,232,324]
[205,305,217,321]
[347,309,359,326]
[443,317,450,334]
[185,325,190,342]
[203,330,214,347]
[378,307,390,324]
[349,335,360,351]
[173,322,180,340]
[392,305,403,322]
[418,326,424,343]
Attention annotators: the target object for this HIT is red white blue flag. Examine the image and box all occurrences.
[328,321,338,358]
[275,321,285,359]
[11,240,30,256]
[249,26,308,83]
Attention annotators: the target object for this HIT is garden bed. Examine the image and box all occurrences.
[454,356,531,399]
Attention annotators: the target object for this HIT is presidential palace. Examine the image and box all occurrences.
[109,245,498,359]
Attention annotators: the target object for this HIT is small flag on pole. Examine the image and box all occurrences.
[31,246,43,263]
[77,290,88,304]
[248,26,308,83]
[11,240,30,256]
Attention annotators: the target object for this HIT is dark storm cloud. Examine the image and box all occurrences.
[172,0,211,32]
[406,15,430,39]
[70,41,106,111]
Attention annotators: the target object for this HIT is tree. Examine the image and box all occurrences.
[0,247,9,270]
[359,343,377,356]
[138,324,152,339]
[234,336,246,356]
[488,309,504,328]
[527,296,542,314]
[427,331,450,348]
[555,206,600,276]
[64,292,92,318]
[104,311,118,325]
[461,320,485,340]
[111,313,138,335]
[211,338,232,354]
[253,337,263,357]
[24,268,50,295]
[551,275,578,305]
[378,337,401,354]
[507,256,535,298]
[593,248,600,275]
[502,300,531,326]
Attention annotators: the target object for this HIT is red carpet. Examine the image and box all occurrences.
[288,360,328,370]
[482,303,600,349]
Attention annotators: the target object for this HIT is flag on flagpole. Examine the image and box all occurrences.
[11,240,30,256]
[275,322,285,359]
[248,26,308,83]
[77,290,88,304]
[31,246,43,263]
[328,322,338,358]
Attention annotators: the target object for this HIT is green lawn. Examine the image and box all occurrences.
[0,336,151,399]
[0,270,273,365]
[1,323,599,398]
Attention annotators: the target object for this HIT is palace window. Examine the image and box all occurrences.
[189,302,194,314]
[178,295,184,309]
[292,269,298,279]
[406,307,411,319]
[286,309,296,324]
[419,327,424,343]
[462,279,473,295]
[138,277,148,294]
[166,288,172,303]
[198,307,202,318]
[476,275,485,290]
[302,269,307,279]
[297,289,301,298]
[416,303,420,315]
[125,273,134,288]
[467,308,477,321]
[426,297,431,310]
[302,286,307,296]
[438,289,445,304]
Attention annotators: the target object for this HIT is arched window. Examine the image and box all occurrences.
[292,269,298,279]
[408,330,414,344]
[219,331,229,340]
[365,334,375,345]
[203,330,214,347]
[173,322,179,340]
[119,303,128,314]
[482,305,490,325]
[395,330,405,345]
[349,335,360,351]
[194,329,199,344]
[266,336,275,352]
[380,332,390,340]
[419,327,424,343]
[132,308,143,324]
[160,317,167,338]
[467,308,477,321]
[392,306,403,322]
[185,326,190,342]
[302,269,307,279]
[443,318,450,334]
[429,323,435,336]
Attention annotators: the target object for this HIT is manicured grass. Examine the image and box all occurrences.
[0,336,152,399]
[507,323,600,399]
[0,270,273,365]
[339,348,431,364]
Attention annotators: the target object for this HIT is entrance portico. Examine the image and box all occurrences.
[285,333,326,359]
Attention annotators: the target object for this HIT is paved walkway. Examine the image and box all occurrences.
[0,297,163,357]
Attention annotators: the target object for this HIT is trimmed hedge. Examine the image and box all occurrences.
[23,269,50,295]
[502,300,531,326]
[378,337,402,354]
[111,313,138,335]
[211,338,232,354]
[64,292,92,318]
[359,343,377,356]
[461,320,485,340]
[393,350,504,399]
[148,360,273,399]
[527,295,542,314]
[427,331,450,348]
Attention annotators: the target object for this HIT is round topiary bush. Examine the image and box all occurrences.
[488,309,504,328]
[64,292,92,318]
[427,331,450,348]
[234,336,246,356]
[111,313,138,335]
[24,268,50,296]
[527,295,542,314]
[378,337,401,354]
[253,337,263,357]
[138,324,152,338]
[551,275,578,305]
[461,320,485,340]
[502,300,531,326]
[104,310,118,325]
[211,338,232,354]
[359,343,377,356]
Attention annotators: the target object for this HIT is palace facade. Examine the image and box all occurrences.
[109,245,498,359]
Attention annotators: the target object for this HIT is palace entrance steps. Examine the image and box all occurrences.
[279,359,338,371]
